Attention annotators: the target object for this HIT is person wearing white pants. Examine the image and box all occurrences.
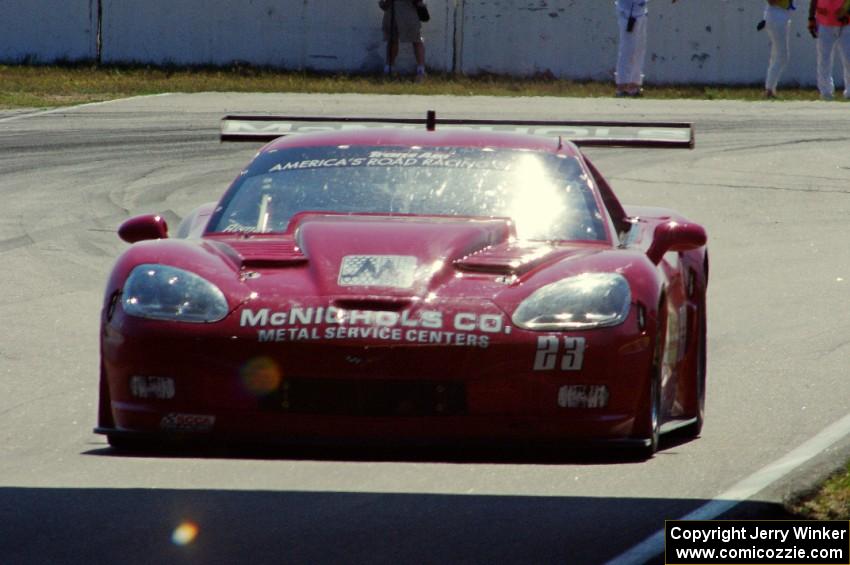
[614,0,679,97]
[808,0,850,99]
[763,1,795,98]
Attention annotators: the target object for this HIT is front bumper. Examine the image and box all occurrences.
[100,304,656,446]
[93,419,653,450]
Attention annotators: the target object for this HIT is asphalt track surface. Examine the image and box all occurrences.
[1,93,850,564]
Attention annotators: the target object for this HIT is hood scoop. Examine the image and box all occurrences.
[209,238,307,268]
[455,241,557,276]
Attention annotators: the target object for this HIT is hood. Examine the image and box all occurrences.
[204,214,601,303]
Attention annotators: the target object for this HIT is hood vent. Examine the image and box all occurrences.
[332,296,414,311]
[211,238,307,268]
[455,242,556,275]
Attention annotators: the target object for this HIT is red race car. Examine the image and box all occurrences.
[96,113,707,456]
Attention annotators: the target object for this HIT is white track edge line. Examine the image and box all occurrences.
[0,93,173,123]
[606,412,850,565]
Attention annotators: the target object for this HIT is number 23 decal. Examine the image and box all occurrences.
[534,336,586,371]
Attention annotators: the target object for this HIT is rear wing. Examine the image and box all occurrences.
[220,111,694,149]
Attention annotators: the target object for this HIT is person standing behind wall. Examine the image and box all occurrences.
[808,0,850,99]
[379,0,428,82]
[614,0,679,97]
[762,0,796,98]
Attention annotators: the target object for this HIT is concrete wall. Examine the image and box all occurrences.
[0,0,832,87]
[100,0,456,73]
[458,0,818,86]
[648,2,815,86]
[0,0,97,63]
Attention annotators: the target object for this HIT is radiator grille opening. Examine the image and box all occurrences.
[260,378,466,417]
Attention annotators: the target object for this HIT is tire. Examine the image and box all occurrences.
[632,300,666,458]
[107,434,158,452]
[681,306,706,438]
[644,367,662,456]
[97,363,114,429]
[107,434,137,450]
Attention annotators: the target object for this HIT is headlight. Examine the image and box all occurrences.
[512,273,631,330]
[122,264,228,323]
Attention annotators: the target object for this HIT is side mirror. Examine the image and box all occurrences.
[646,220,706,265]
[118,214,169,243]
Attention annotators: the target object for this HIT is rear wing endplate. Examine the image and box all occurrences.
[220,111,694,149]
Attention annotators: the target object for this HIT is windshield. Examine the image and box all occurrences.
[208,146,607,241]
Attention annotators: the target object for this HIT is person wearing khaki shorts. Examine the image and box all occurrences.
[380,0,427,81]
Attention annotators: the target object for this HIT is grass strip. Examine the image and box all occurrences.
[789,461,850,520]
[0,63,838,110]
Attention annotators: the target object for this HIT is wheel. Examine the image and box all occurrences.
[681,305,706,438]
[632,299,666,458]
[644,367,662,456]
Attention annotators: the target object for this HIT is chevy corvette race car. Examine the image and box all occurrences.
[96,112,708,456]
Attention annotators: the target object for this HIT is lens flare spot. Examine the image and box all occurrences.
[172,521,199,546]
[241,356,282,395]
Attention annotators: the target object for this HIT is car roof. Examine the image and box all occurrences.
[260,127,582,156]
